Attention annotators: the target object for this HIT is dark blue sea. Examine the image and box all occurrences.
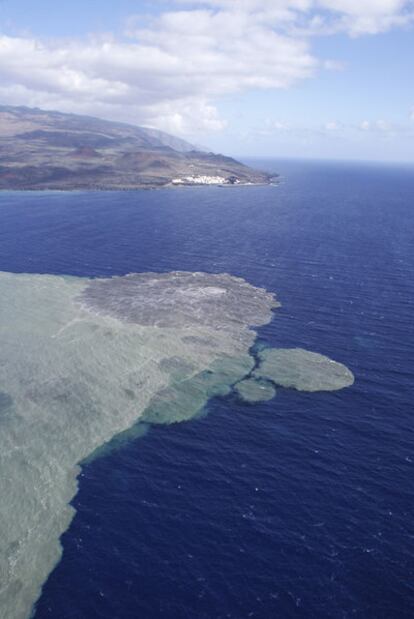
[1,159,413,618]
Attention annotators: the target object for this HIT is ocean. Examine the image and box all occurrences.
[0,159,413,618]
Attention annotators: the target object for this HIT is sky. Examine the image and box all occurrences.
[0,0,413,161]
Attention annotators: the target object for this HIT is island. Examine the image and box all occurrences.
[0,105,273,190]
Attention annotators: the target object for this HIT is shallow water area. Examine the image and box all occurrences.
[0,268,353,619]
[235,377,276,402]
[254,347,355,392]
[0,270,278,619]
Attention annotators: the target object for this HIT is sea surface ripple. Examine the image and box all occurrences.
[0,159,413,618]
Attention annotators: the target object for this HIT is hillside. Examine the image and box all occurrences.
[0,106,271,190]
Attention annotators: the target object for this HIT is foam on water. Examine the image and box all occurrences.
[0,270,353,619]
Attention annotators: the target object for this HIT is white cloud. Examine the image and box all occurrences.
[323,59,345,71]
[0,1,413,136]
[176,0,414,35]
[359,120,371,131]
[358,119,395,132]
[0,9,316,136]
[257,117,406,138]
[317,0,414,35]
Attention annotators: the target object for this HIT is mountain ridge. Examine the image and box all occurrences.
[0,105,271,190]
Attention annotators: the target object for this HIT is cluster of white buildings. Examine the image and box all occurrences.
[172,175,239,186]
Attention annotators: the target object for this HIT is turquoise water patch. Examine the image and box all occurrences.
[235,378,276,403]
[0,270,354,619]
[254,348,354,392]
[143,355,255,424]
[0,270,277,619]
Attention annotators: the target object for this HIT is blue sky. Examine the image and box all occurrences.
[0,0,413,161]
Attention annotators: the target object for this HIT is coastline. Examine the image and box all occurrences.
[0,179,278,192]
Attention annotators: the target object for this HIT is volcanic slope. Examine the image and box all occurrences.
[0,105,270,189]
